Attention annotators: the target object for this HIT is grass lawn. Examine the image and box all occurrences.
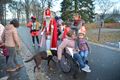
[87,29,120,43]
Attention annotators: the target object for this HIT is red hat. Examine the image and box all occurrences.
[31,16,36,19]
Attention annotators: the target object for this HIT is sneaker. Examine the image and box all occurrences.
[16,64,23,70]
[38,44,40,47]
[32,44,35,47]
[82,66,91,72]
[85,64,90,69]
[6,68,16,72]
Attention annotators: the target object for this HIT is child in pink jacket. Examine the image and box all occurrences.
[2,19,22,72]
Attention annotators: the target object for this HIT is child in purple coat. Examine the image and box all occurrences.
[77,32,91,71]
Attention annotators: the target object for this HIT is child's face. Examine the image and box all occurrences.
[79,33,84,39]
[32,19,36,22]
[71,32,76,39]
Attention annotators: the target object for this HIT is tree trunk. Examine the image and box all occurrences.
[98,23,102,41]
[17,10,21,22]
[25,7,30,23]
[25,0,30,23]
[98,20,104,41]
[0,4,4,24]
[74,0,78,13]
[4,4,6,25]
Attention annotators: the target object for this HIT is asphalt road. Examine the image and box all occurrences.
[17,26,120,80]
[0,52,29,80]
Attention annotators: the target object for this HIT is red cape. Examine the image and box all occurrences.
[48,18,58,49]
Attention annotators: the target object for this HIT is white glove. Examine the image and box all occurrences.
[41,31,44,35]
[51,25,54,29]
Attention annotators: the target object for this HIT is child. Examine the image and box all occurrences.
[27,16,40,47]
[2,19,22,72]
[77,32,91,70]
[79,23,86,35]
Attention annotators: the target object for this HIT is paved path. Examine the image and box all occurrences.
[18,26,120,80]
[0,48,29,80]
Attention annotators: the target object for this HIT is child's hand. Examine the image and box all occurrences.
[76,49,80,52]
[74,48,77,51]
[16,47,21,54]
[0,43,5,47]
[86,36,89,40]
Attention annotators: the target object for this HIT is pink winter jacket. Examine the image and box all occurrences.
[57,37,75,60]
[2,24,20,48]
[0,24,5,42]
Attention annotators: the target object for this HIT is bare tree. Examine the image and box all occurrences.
[23,0,49,23]
[39,0,50,28]
[25,0,31,23]
[0,0,12,24]
[8,0,23,21]
[21,0,51,25]
[30,0,42,21]
[20,0,32,23]
[95,0,115,41]
[96,0,115,20]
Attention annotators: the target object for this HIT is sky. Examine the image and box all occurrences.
[6,0,120,19]
[51,0,63,12]
[52,0,120,13]
[94,0,120,13]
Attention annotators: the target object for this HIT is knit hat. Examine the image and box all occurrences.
[31,16,36,20]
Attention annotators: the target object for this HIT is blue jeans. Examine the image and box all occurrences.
[73,53,85,68]
[7,47,18,69]
[79,50,88,64]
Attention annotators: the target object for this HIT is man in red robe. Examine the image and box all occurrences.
[41,13,58,51]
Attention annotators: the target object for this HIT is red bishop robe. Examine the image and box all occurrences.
[48,18,58,49]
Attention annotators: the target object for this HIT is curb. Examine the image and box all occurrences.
[89,42,120,52]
